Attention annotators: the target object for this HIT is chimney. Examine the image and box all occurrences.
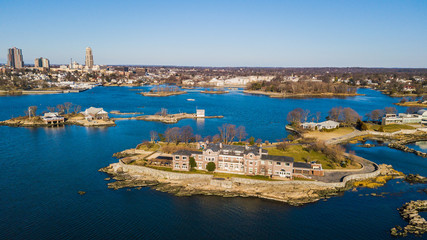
[219,142,223,148]
[259,145,262,155]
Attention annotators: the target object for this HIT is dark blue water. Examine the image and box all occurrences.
[0,87,425,239]
[407,141,427,153]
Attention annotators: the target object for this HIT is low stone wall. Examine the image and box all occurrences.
[113,160,380,189]
[114,162,212,181]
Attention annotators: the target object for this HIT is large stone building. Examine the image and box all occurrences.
[172,142,324,179]
[7,47,24,68]
[85,47,94,69]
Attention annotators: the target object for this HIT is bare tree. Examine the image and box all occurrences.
[150,130,158,143]
[218,123,237,144]
[28,106,38,117]
[64,102,72,114]
[56,104,65,114]
[212,134,221,143]
[370,109,384,122]
[181,126,194,143]
[384,107,397,114]
[236,126,248,142]
[47,106,56,112]
[73,105,81,114]
[286,108,305,125]
[195,134,202,142]
[315,111,321,123]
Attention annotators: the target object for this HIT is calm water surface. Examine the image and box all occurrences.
[0,87,426,239]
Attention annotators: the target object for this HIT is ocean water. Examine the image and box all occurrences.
[0,87,425,239]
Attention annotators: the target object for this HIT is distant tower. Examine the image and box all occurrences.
[85,47,94,68]
[7,47,24,68]
[34,57,50,69]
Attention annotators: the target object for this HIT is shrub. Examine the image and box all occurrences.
[378,126,384,132]
[206,162,216,172]
[189,157,196,170]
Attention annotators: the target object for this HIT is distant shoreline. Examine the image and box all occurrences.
[243,90,363,98]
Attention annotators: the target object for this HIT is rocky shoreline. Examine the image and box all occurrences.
[390,200,427,237]
[138,91,187,97]
[243,90,362,98]
[113,113,223,124]
[99,160,401,206]
[0,116,116,128]
[99,163,346,205]
[388,137,427,158]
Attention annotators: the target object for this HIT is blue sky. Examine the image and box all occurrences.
[0,0,426,67]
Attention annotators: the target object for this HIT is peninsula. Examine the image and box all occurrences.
[99,124,401,205]
[113,112,223,124]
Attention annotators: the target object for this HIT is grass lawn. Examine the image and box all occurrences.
[366,123,416,132]
[266,145,360,170]
[302,127,355,141]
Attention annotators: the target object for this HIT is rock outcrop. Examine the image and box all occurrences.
[99,163,345,206]
[390,200,427,237]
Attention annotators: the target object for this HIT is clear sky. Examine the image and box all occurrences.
[0,0,426,67]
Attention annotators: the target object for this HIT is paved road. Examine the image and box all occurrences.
[310,156,377,183]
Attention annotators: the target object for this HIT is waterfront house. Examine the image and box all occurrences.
[41,112,65,125]
[196,109,205,118]
[172,142,324,179]
[82,107,109,121]
[301,120,340,130]
[381,112,424,125]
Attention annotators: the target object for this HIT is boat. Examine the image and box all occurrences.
[187,99,195,101]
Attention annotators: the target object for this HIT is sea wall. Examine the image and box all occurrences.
[112,160,380,188]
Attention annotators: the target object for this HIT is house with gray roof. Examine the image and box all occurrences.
[82,107,109,121]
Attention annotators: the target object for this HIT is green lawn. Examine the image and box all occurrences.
[367,123,416,132]
[266,145,347,169]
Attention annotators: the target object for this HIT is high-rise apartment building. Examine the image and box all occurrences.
[7,47,24,68]
[35,57,50,69]
[85,47,94,68]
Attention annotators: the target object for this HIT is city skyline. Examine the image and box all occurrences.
[0,0,426,68]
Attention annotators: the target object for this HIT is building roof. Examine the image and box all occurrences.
[84,107,107,115]
[261,154,294,163]
[173,149,202,156]
[205,143,267,156]
[293,162,312,169]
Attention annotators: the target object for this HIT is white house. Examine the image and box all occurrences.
[301,120,340,130]
[196,109,205,117]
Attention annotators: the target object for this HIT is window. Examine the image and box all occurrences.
[254,168,257,174]
[276,162,281,165]
[249,168,253,173]
[269,161,272,165]
[175,163,180,168]
[249,161,253,165]
[225,163,228,168]
[182,156,187,160]
[268,169,272,174]
[198,162,202,168]
[175,156,180,159]
[285,163,290,166]
[219,163,223,168]
[182,164,187,169]
[261,160,265,165]
[198,155,202,160]
[254,161,257,166]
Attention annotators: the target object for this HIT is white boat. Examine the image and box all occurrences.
[187,99,195,101]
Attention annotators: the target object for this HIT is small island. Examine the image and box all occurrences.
[138,86,186,97]
[200,89,229,94]
[0,104,116,127]
[113,108,222,124]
